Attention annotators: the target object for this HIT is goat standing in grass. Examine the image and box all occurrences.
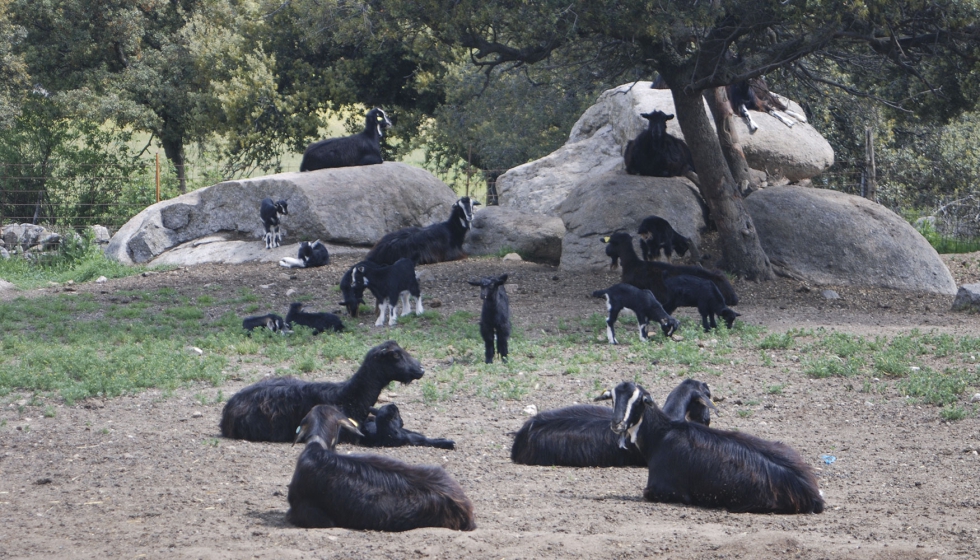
[260,198,288,249]
[353,258,422,327]
[660,275,740,332]
[468,274,511,364]
[300,108,391,171]
[592,283,679,344]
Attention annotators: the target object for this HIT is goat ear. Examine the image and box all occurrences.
[642,394,655,407]
[594,390,612,401]
[665,113,675,121]
[467,280,482,286]
[700,396,719,411]
[497,273,508,284]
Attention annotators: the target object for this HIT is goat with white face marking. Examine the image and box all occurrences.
[242,313,289,335]
[468,274,511,364]
[353,258,422,327]
[279,240,330,269]
[607,381,824,514]
[366,197,480,266]
[260,198,288,249]
[592,283,679,344]
[300,108,392,171]
[624,110,696,177]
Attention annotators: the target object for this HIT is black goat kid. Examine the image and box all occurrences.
[285,302,344,334]
[287,405,476,531]
[608,381,824,514]
[242,313,289,335]
[339,260,382,317]
[661,275,740,332]
[624,110,695,177]
[279,240,330,268]
[637,215,692,262]
[592,283,679,344]
[260,198,288,249]
[362,404,455,450]
[353,258,422,327]
[468,274,511,364]
[300,108,392,171]
[365,197,480,266]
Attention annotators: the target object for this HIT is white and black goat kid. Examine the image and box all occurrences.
[353,257,423,327]
[339,260,381,317]
[260,198,288,249]
[242,313,289,335]
[300,108,392,172]
[592,283,679,344]
[727,77,807,133]
[279,240,330,269]
[365,197,480,266]
[468,274,511,364]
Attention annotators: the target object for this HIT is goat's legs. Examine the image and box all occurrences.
[375,300,388,327]
[483,335,495,364]
[605,308,621,345]
[415,294,424,315]
[767,109,796,128]
[738,104,759,133]
[496,331,508,362]
[400,292,412,316]
[388,302,399,326]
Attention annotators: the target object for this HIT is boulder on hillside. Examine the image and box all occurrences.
[2,223,61,253]
[462,206,565,265]
[106,162,457,265]
[557,172,708,272]
[147,235,367,267]
[951,284,980,312]
[745,186,957,295]
[497,84,834,216]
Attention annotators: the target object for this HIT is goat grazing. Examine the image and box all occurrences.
[242,313,289,335]
[260,198,288,249]
[637,215,692,262]
[219,340,424,442]
[592,283,678,344]
[300,108,392,172]
[606,380,824,514]
[468,274,511,364]
[660,275,740,332]
[362,404,456,450]
[287,404,476,531]
[624,110,696,177]
[727,77,807,133]
[365,197,480,266]
[279,240,330,269]
[352,258,422,327]
[285,302,345,334]
[339,260,382,317]
[510,378,714,468]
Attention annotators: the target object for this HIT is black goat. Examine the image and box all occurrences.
[727,77,807,133]
[339,260,382,318]
[467,274,511,364]
[285,302,345,334]
[592,283,679,344]
[607,381,824,514]
[661,275,740,332]
[300,108,392,172]
[352,258,422,327]
[242,313,289,335]
[362,404,455,450]
[510,378,714,468]
[279,240,329,269]
[637,215,692,262]
[365,197,480,266]
[260,198,288,249]
[287,405,476,531]
[219,340,424,442]
[624,110,695,177]
[603,232,738,307]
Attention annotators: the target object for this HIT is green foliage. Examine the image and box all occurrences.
[897,366,979,406]
[0,230,149,289]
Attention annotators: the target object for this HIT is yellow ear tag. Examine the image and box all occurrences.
[601,236,611,242]
[377,116,383,121]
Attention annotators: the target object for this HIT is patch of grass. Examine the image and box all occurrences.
[759,332,795,350]
[939,405,968,422]
[766,383,785,395]
[803,355,862,378]
[897,366,979,406]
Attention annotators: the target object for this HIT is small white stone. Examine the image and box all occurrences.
[95,276,108,284]
[191,411,203,418]
[502,253,522,262]
[285,288,297,297]
[259,284,272,289]
[523,405,538,416]
[970,393,980,404]
[186,346,204,356]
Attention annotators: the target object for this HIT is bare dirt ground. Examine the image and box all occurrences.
[2,251,980,559]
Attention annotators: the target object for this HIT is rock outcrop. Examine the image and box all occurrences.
[462,206,565,265]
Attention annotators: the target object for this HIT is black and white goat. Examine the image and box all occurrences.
[592,283,679,344]
[468,274,511,364]
[300,108,392,172]
[637,215,693,262]
[365,197,480,266]
[624,110,696,177]
[661,275,740,332]
[219,340,424,442]
[362,404,455,450]
[339,260,382,318]
[285,302,345,334]
[727,77,807,133]
[510,378,714,468]
[279,240,329,269]
[352,258,422,327]
[606,381,824,514]
[260,198,288,249]
[287,404,476,531]
[242,313,289,335]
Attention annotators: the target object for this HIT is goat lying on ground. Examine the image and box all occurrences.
[365,197,480,265]
[603,232,738,306]
[300,108,392,172]
[607,380,824,514]
[242,313,289,335]
[592,283,679,344]
[727,77,807,133]
[219,340,424,442]
[287,405,476,531]
[637,215,694,262]
[624,110,696,177]
[339,260,381,317]
[352,258,422,327]
[285,302,344,334]
[361,404,455,450]
[279,240,330,268]
[511,378,715,468]
[468,274,511,363]
[260,198,288,249]
[660,275,740,332]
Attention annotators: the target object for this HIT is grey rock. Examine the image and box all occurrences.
[149,235,366,267]
[90,225,112,245]
[745,186,957,295]
[0,247,8,259]
[2,224,50,252]
[951,283,980,312]
[821,290,841,300]
[462,206,565,265]
[0,279,14,291]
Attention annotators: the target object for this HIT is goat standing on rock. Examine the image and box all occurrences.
[468,274,511,364]
[366,197,480,266]
[260,198,288,249]
[300,108,392,171]
[624,110,696,177]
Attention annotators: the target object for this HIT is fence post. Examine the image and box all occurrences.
[155,153,161,203]
[864,127,876,202]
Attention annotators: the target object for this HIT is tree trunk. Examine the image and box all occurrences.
[704,87,753,194]
[670,87,774,280]
[162,137,187,194]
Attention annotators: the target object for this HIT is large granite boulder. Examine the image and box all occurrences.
[745,186,957,295]
[462,206,565,265]
[2,223,61,252]
[106,162,457,265]
[497,84,834,215]
[557,172,708,272]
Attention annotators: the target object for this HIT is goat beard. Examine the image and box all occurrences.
[609,256,619,270]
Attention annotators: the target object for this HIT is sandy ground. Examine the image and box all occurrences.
[2,251,979,559]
